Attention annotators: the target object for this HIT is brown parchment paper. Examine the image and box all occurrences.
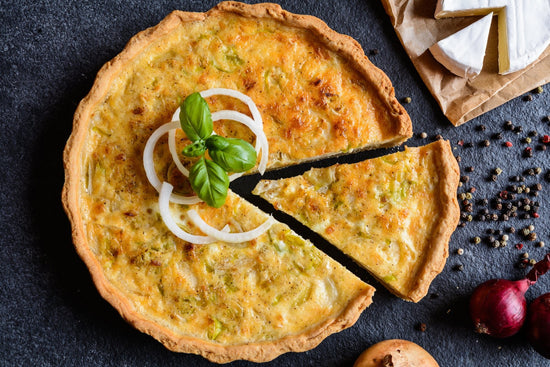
[380,0,550,126]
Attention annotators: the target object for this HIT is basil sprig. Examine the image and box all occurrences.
[179,93,257,208]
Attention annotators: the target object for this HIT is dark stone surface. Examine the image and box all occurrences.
[1,0,549,366]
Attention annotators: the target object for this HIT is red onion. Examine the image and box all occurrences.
[469,254,550,338]
[527,293,550,359]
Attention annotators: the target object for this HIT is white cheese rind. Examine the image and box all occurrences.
[429,13,493,78]
[435,0,550,75]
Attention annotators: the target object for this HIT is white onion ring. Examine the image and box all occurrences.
[187,209,274,244]
[168,129,189,177]
[168,88,268,177]
[143,121,201,205]
[199,88,263,127]
[158,182,218,244]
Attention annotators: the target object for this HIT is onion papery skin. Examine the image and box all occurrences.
[469,278,530,338]
[527,293,550,359]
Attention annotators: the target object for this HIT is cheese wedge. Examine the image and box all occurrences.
[253,140,460,302]
[430,13,493,78]
[435,0,550,74]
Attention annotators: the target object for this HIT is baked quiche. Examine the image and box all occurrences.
[253,140,460,302]
[59,1,420,362]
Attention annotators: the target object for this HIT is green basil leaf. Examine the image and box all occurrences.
[180,92,213,142]
[182,140,206,157]
[205,135,231,151]
[189,157,229,208]
[208,137,257,173]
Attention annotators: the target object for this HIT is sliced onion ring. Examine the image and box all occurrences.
[143,121,201,205]
[200,88,263,127]
[158,182,217,244]
[169,88,268,177]
[187,209,274,244]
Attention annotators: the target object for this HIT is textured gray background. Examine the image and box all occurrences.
[1,0,550,366]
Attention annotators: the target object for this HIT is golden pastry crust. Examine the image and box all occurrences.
[60,1,405,363]
[253,140,460,302]
[354,339,440,367]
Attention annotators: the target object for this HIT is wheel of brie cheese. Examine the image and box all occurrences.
[434,0,550,75]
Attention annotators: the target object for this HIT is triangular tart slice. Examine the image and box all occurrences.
[253,140,460,302]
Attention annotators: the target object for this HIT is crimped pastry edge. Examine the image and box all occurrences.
[59,1,395,363]
[400,139,460,302]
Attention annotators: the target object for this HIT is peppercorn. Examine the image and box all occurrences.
[525,137,532,144]
[418,132,427,139]
[524,147,533,157]
[529,130,538,137]
[514,126,523,134]
[370,49,380,56]
[535,167,542,175]
[460,175,470,183]
[521,228,531,236]
[478,198,489,206]
[491,174,498,182]
[492,240,500,248]
[533,86,544,94]
[527,233,537,241]
[529,259,537,266]
[504,121,514,130]
[466,166,474,172]
[523,213,531,219]
[523,95,533,101]
[507,227,516,234]
[542,135,550,144]
[416,322,427,332]
[477,125,486,131]
[465,142,474,148]
[528,224,535,231]
[455,155,462,162]
[501,214,509,221]
[454,264,464,271]
[505,141,513,147]
[435,134,443,140]
[481,139,491,147]
[491,213,499,221]
[536,241,545,248]
[492,132,503,140]
[465,192,473,200]
[403,97,412,104]
[473,237,481,244]
[522,252,529,259]
[526,168,535,176]
[457,248,464,255]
